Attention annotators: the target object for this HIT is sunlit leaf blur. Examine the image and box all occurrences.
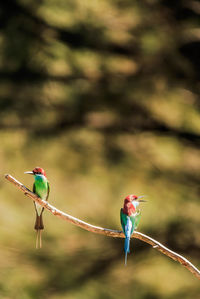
[0,0,200,298]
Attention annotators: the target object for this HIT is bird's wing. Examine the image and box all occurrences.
[129,213,137,235]
[134,210,141,230]
[33,183,38,213]
[46,181,50,201]
[33,182,45,216]
[33,182,36,194]
[130,210,141,234]
[120,208,128,235]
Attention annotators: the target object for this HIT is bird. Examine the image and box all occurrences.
[120,194,146,265]
[24,167,50,249]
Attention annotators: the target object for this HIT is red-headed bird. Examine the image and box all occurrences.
[24,167,50,248]
[120,194,146,265]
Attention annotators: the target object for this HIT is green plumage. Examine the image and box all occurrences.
[120,209,136,235]
[33,175,49,201]
[33,175,49,232]
[134,211,141,229]
[120,209,141,264]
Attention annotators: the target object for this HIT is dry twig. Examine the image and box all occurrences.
[5,174,200,280]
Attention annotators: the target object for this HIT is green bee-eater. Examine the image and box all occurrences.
[25,167,50,248]
[120,194,146,265]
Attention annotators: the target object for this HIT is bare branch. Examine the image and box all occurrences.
[5,174,200,280]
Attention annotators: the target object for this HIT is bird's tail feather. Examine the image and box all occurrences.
[35,230,43,249]
[34,214,44,230]
[124,237,130,265]
[35,214,44,249]
[125,252,128,266]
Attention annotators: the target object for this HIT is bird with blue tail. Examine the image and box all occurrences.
[120,194,146,265]
[24,167,50,249]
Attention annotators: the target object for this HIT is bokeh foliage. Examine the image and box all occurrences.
[0,0,200,298]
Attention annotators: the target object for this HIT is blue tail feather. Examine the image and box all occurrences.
[124,237,130,265]
[125,251,128,266]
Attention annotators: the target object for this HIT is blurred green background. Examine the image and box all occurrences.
[0,0,200,298]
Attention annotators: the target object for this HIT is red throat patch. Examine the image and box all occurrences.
[123,201,136,216]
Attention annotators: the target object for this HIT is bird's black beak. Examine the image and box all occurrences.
[24,171,34,175]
